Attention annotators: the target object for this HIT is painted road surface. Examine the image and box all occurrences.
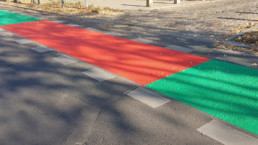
[1,20,210,85]
[147,60,258,135]
[0,10,258,136]
[0,10,40,26]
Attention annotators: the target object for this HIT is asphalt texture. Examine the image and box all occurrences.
[0,31,222,145]
[0,6,257,145]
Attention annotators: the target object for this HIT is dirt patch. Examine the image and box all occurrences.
[214,42,258,55]
[5,1,121,15]
[232,31,258,47]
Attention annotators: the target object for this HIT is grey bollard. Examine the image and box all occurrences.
[174,0,180,4]
[146,0,153,7]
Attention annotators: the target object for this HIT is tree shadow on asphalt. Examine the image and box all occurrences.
[0,36,213,145]
[0,30,229,145]
[0,7,258,145]
[0,37,134,144]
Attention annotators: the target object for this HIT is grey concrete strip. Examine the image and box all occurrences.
[0,28,5,32]
[52,20,65,24]
[126,87,170,108]
[226,24,258,41]
[82,68,117,82]
[52,55,79,65]
[131,38,153,44]
[31,46,52,53]
[103,32,121,36]
[216,57,251,67]
[113,24,129,28]
[15,39,34,44]
[215,48,242,55]
[67,23,80,27]
[84,27,100,32]
[165,44,193,53]
[251,63,257,66]
[0,31,14,37]
[130,26,144,30]
[197,120,258,145]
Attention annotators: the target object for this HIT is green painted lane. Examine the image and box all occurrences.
[146,60,258,135]
[0,10,40,26]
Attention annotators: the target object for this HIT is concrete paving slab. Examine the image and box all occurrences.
[15,39,34,44]
[131,38,154,44]
[113,24,129,28]
[0,31,14,37]
[129,26,144,30]
[84,27,101,32]
[103,31,121,36]
[197,120,258,145]
[31,46,52,53]
[126,87,170,108]
[165,44,193,53]
[82,68,117,82]
[67,23,80,27]
[52,55,79,65]
[52,20,64,24]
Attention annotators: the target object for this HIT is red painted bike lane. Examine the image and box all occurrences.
[1,20,210,85]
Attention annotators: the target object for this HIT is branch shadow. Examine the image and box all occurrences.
[0,5,258,145]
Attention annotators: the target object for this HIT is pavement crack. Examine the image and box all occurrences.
[83,106,102,145]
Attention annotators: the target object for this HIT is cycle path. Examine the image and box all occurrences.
[1,9,257,136]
